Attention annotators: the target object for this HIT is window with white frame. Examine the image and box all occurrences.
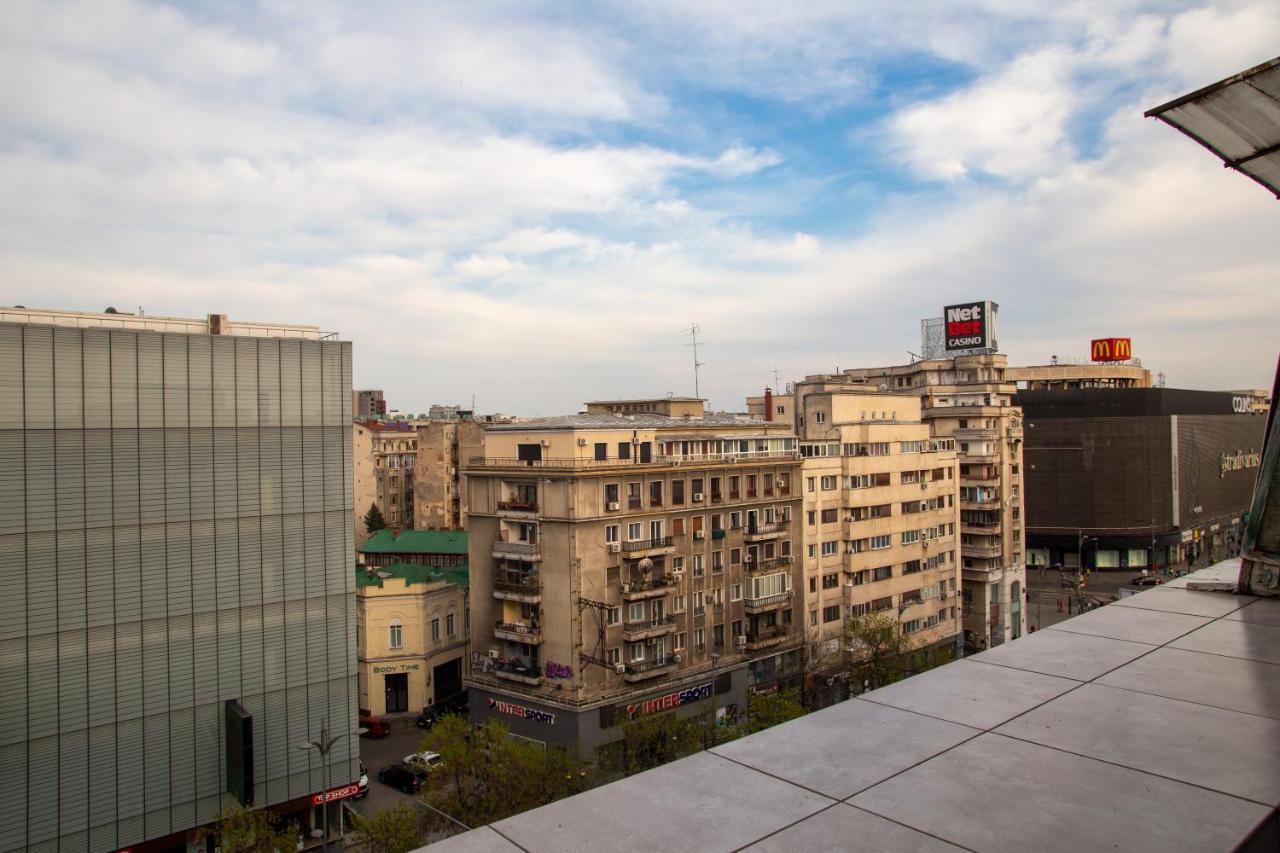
[672,594,686,612]
[821,541,838,557]
[431,617,440,642]
[607,648,621,665]
[607,607,621,626]
[605,524,620,543]
[901,529,920,544]
[730,583,742,601]
[870,534,892,550]
[389,619,403,649]
[627,522,643,541]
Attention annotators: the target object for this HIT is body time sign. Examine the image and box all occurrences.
[944,301,998,352]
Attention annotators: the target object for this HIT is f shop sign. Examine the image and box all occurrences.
[944,301,998,352]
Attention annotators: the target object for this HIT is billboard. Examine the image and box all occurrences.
[1090,337,1132,362]
[944,301,998,352]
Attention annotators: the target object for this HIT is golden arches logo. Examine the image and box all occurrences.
[1091,337,1131,362]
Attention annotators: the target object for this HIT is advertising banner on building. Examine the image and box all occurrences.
[943,301,998,352]
[1090,337,1132,362]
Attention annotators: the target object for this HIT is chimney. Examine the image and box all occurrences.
[764,387,773,421]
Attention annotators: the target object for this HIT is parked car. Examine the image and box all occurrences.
[359,715,392,738]
[377,762,428,794]
[1130,572,1163,586]
[403,751,443,771]
[416,693,469,729]
[356,761,369,798]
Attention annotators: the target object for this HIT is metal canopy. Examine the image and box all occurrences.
[1146,56,1280,199]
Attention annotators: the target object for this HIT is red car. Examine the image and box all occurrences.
[359,715,392,738]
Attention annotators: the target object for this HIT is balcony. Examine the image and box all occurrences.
[622,536,675,556]
[496,499,537,516]
[493,572,541,603]
[745,623,790,650]
[744,590,793,614]
[744,522,786,542]
[960,451,1000,464]
[963,470,1001,485]
[959,496,1001,510]
[494,620,543,644]
[961,523,1002,536]
[622,654,680,682]
[953,427,998,440]
[467,449,799,472]
[493,540,540,561]
[621,575,679,601]
[1007,425,1024,439]
[622,614,677,642]
[492,659,543,686]
[745,555,793,576]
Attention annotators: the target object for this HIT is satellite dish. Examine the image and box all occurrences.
[637,558,654,574]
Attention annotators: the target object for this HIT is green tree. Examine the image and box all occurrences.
[721,688,806,741]
[617,711,703,775]
[363,502,387,534]
[419,715,589,829]
[349,802,429,853]
[845,611,922,692]
[199,803,296,853]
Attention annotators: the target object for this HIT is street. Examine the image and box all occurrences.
[353,719,432,818]
[1025,566,1174,631]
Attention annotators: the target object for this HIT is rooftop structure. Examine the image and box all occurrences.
[0,306,326,339]
[1007,361,1152,391]
[423,563,1280,853]
[583,397,707,418]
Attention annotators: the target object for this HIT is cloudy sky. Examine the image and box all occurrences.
[2,1,1277,414]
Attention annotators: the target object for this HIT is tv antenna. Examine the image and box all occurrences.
[682,324,706,399]
[771,367,781,390]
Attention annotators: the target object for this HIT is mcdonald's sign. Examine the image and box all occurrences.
[1090,337,1132,362]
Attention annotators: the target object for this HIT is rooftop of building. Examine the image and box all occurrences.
[357,419,417,432]
[422,562,1280,853]
[487,413,780,432]
[1016,386,1255,417]
[0,306,329,339]
[583,396,705,405]
[355,561,469,589]
[360,528,469,555]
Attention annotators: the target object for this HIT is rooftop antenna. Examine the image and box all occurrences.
[682,324,705,399]
[772,367,782,391]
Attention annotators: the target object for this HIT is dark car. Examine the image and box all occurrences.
[1130,572,1163,587]
[416,693,469,729]
[359,714,392,738]
[377,762,428,794]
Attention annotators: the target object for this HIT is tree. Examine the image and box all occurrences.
[199,803,296,853]
[349,802,429,853]
[616,711,703,775]
[418,715,589,829]
[722,688,806,740]
[364,503,387,534]
[845,611,922,692]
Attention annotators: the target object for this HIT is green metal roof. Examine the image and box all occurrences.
[360,528,469,555]
[356,561,470,589]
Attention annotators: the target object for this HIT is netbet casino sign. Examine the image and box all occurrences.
[944,301,998,352]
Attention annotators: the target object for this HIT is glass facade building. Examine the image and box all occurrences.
[0,316,356,852]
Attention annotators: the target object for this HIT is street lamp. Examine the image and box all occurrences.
[297,719,366,852]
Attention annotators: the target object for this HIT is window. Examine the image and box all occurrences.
[605,483,619,506]
[902,559,922,574]
[807,511,816,526]
[627,522,643,541]
[389,620,403,649]
[672,517,686,536]
[607,648,621,665]
[732,619,743,639]
[820,476,837,490]
[823,605,841,623]
[630,643,646,662]
[814,411,826,423]
[821,541,838,557]
[713,625,724,648]
[673,595,686,612]
[446,613,455,637]
[873,565,893,581]
[605,524,619,544]
[430,618,440,642]
[627,481,642,508]
[695,628,705,649]
[691,478,704,499]
[618,442,631,460]
[692,554,705,577]
[870,534,892,550]
[820,508,838,523]
[595,442,608,461]
[729,476,740,497]
[672,556,684,573]
[730,547,741,565]
[694,591,705,614]
[674,632,687,651]
[808,577,817,593]
[672,480,685,504]
[849,569,868,585]
[650,481,663,506]
[809,609,818,626]
[901,529,920,545]
[628,602,645,622]
[822,573,839,589]
[607,607,621,626]
[730,511,742,529]
[807,477,815,493]
[749,572,790,599]
[807,544,816,558]
[730,583,742,601]
[900,440,925,453]
[712,551,724,573]
[710,477,722,500]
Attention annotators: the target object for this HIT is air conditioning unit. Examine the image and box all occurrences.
[694,530,705,540]
[540,439,551,447]
[736,635,747,648]
[693,492,704,502]
[621,582,632,593]
[607,501,620,511]
[607,543,621,553]
[743,553,753,562]
[487,649,500,659]
[577,437,588,447]
[673,653,681,663]
[614,663,626,674]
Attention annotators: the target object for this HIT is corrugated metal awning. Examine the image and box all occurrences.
[1145,56,1280,199]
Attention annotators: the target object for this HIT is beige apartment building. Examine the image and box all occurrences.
[356,563,468,717]
[792,388,962,694]
[413,419,485,530]
[1006,362,1152,391]
[464,402,803,760]
[826,354,1026,651]
[353,420,418,545]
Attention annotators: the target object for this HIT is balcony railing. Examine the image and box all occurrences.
[493,573,541,598]
[622,536,674,552]
[621,575,679,599]
[497,499,538,513]
[492,659,543,685]
[622,654,680,681]
[744,590,793,612]
[745,555,793,574]
[745,522,786,540]
[493,540,539,558]
[745,624,789,648]
[468,449,799,471]
[494,621,543,643]
[962,543,1003,559]
[953,428,998,440]
[622,615,677,641]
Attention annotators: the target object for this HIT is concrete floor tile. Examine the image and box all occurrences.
[742,802,965,852]
[858,659,1077,730]
[1111,586,1255,618]
[1224,596,1280,627]
[851,734,1269,853]
[968,628,1154,681]
[1169,618,1280,665]
[712,697,978,800]
[420,827,523,852]
[1046,603,1209,645]
[996,683,1280,805]
[1096,646,1280,719]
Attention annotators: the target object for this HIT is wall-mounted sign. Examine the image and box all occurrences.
[622,682,712,720]
[488,697,555,725]
[373,663,421,674]
[944,301,998,352]
[311,783,361,807]
[1232,396,1253,413]
[1221,449,1261,478]
[1090,337,1132,362]
[544,661,573,679]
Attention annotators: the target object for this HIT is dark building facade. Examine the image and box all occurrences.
[1018,389,1265,571]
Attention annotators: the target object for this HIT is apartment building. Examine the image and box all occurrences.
[413,418,484,530]
[0,309,357,851]
[353,388,387,419]
[356,563,468,718]
[353,419,417,545]
[464,402,803,760]
[798,353,1026,652]
[792,388,962,688]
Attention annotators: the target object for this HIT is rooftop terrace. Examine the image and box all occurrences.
[423,562,1279,852]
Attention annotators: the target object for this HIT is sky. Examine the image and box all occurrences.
[2,1,1278,415]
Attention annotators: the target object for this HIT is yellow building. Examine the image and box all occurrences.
[356,562,469,717]
[353,420,419,545]
[464,400,804,759]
